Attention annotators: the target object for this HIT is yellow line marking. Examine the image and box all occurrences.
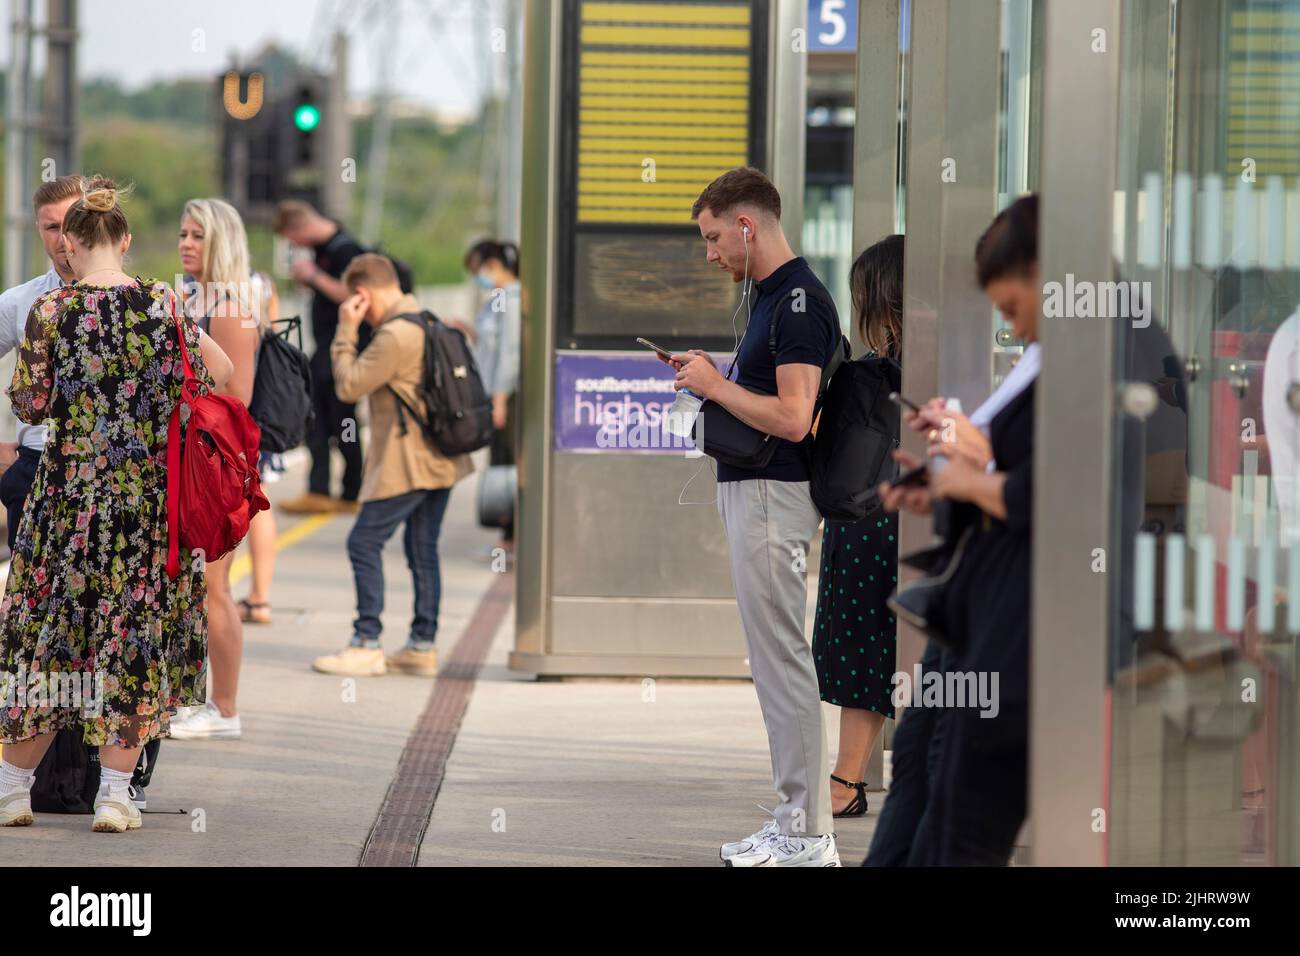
[580,25,750,47]
[229,512,335,587]
[0,512,335,763]
[581,50,748,68]
[581,2,751,26]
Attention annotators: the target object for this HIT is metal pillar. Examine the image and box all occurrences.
[512,0,560,664]
[851,0,905,787]
[1029,0,1121,866]
[42,0,77,177]
[896,0,1002,687]
[322,31,350,223]
[4,0,35,291]
[770,0,807,245]
[852,0,903,306]
[496,0,525,242]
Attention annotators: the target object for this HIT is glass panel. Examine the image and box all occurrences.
[1109,0,1300,865]
[804,41,857,323]
[992,0,1038,386]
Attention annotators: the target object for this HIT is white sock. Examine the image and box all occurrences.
[99,765,133,800]
[0,758,36,796]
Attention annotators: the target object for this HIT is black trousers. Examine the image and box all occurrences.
[930,704,1028,866]
[863,639,950,866]
[0,445,41,552]
[488,392,517,540]
[308,352,363,501]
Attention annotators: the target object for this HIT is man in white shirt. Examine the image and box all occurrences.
[0,175,83,550]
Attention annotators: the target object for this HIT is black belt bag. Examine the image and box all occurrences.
[695,287,848,470]
[697,397,778,469]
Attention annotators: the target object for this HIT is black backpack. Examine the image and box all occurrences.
[387,311,494,456]
[248,317,315,453]
[30,734,162,814]
[30,729,99,813]
[809,354,902,521]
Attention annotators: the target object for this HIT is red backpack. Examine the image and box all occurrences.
[165,296,270,579]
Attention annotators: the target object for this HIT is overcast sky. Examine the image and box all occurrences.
[1,0,507,117]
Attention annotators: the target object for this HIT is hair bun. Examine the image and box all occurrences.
[83,187,117,213]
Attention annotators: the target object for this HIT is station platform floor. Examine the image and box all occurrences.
[1,451,879,866]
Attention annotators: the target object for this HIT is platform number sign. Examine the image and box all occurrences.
[808,0,857,52]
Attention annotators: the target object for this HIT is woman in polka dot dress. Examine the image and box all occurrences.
[812,235,904,817]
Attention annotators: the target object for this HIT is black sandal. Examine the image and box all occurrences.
[831,774,869,817]
[237,599,272,625]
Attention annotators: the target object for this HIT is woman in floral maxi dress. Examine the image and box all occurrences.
[0,178,231,833]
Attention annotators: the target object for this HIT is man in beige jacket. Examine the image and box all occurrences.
[312,254,473,677]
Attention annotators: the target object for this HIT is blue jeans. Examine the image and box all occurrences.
[346,487,452,648]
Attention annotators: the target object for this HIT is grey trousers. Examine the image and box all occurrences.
[717,478,831,837]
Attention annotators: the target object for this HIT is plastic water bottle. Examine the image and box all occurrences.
[665,388,702,439]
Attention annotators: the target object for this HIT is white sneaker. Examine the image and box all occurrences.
[173,704,200,722]
[92,785,142,833]
[167,701,242,740]
[726,833,841,867]
[0,788,34,827]
[720,817,780,861]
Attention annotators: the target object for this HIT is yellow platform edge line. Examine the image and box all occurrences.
[229,511,335,587]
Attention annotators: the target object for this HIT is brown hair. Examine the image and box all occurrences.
[32,175,87,214]
[850,235,905,359]
[61,176,130,249]
[342,253,400,291]
[691,166,782,222]
[272,199,317,234]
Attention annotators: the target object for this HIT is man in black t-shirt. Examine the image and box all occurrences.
[671,167,841,867]
[274,200,370,513]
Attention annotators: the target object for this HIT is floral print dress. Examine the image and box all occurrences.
[0,279,213,748]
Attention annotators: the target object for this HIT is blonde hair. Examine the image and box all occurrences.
[183,197,253,321]
[63,175,131,249]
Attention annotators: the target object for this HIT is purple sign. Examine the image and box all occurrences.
[554,352,703,454]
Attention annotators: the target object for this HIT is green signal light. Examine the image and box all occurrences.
[294,103,321,132]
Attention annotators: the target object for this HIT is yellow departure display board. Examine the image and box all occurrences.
[576,1,755,224]
[1227,2,1300,179]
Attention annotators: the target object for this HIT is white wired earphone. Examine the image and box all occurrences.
[677,221,754,505]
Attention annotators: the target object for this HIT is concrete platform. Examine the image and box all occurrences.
[3,451,880,866]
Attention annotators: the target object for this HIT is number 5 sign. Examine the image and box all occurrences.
[807,0,858,52]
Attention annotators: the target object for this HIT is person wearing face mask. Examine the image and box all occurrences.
[461,240,521,551]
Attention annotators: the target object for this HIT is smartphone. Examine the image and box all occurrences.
[888,391,924,413]
[636,337,675,362]
[891,462,929,487]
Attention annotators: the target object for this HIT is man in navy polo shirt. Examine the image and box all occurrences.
[672,167,841,866]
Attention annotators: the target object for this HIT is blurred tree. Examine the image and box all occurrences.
[2,75,497,291]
